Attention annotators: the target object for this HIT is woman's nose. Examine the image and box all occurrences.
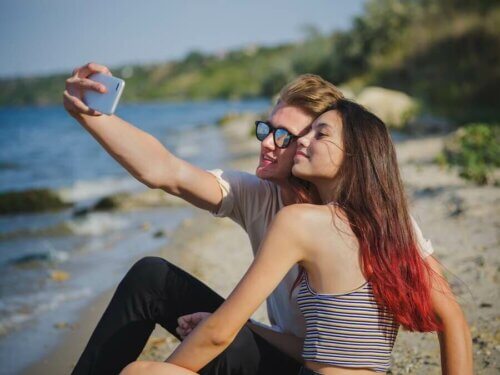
[297,132,311,148]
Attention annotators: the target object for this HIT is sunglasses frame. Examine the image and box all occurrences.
[254,121,298,149]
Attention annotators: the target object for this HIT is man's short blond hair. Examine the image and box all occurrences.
[277,74,344,117]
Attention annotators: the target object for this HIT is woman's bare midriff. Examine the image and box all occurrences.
[305,361,380,375]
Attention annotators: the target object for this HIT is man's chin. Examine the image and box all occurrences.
[256,165,274,181]
[255,166,268,179]
[257,166,287,185]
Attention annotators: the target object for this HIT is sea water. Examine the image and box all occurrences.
[0,99,269,374]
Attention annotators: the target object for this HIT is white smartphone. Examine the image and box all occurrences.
[83,73,125,115]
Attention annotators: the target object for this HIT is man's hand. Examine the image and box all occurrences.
[63,62,112,117]
[176,312,212,340]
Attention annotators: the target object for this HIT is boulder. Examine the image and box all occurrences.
[0,188,71,214]
[356,86,418,129]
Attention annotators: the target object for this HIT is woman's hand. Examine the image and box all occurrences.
[176,312,212,340]
[63,62,112,117]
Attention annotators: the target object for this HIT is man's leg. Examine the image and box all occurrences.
[72,256,225,375]
[72,256,301,375]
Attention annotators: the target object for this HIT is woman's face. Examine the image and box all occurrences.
[292,109,345,183]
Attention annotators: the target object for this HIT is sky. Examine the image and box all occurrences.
[0,0,366,79]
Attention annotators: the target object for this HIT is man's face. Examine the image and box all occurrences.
[255,103,314,184]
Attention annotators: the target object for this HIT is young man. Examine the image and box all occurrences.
[64,63,434,375]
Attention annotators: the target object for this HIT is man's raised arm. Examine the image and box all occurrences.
[63,62,223,212]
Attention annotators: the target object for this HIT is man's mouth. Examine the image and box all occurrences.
[294,151,308,159]
[259,155,276,167]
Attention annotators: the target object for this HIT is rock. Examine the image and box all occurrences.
[83,190,188,213]
[446,194,466,217]
[413,187,445,199]
[0,188,71,214]
[474,256,486,267]
[356,86,419,129]
[406,114,454,134]
[13,250,68,268]
[153,230,166,238]
[72,206,91,217]
[338,85,355,99]
[49,270,70,282]
[54,322,68,329]
[479,302,492,308]
[181,219,193,228]
[93,194,127,210]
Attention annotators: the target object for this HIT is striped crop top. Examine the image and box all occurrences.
[296,274,399,373]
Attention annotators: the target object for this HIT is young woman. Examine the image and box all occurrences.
[121,100,473,374]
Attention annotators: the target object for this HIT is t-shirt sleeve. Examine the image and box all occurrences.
[207,169,235,218]
[207,169,270,229]
[410,215,434,257]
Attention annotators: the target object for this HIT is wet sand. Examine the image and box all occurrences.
[27,118,499,374]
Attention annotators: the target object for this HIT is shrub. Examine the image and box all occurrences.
[439,123,500,184]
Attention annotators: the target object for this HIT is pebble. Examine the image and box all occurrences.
[49,270,70,282]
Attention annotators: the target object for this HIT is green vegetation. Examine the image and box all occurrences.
[437,123,500,185]
[0,0,498,124]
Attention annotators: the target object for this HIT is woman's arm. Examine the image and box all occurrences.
[63,62,223,212]
[427,256,473,374]
[165,205,310,372]
[176,314,304,362]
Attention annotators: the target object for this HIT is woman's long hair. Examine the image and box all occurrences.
[293,99,441,332]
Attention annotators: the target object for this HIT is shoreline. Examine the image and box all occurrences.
[21,289,115,375]
[22,206,266,375]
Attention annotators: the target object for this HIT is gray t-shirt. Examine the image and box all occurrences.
[209,169,434,338]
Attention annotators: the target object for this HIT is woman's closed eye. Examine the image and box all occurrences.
[315,132,329,139]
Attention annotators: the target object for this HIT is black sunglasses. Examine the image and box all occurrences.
[255,121,298,149]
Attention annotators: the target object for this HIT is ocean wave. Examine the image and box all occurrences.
[66,212,129,236]
[0,222,73,240]
[1,212,130,241]
[58,176,145,203]
[0,287,92,336]
[11,249,69,267]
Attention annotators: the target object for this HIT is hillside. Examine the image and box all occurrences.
[1,0,498,123]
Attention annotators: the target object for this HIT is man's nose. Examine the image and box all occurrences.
[262,133,275,150]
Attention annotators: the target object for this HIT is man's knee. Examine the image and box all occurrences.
[118,256,171,295]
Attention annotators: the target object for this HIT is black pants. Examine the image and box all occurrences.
[72,257,302,375]
[298,368,322,375]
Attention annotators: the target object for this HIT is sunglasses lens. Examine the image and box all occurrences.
[275,128,291,148]
[256,122,270,141]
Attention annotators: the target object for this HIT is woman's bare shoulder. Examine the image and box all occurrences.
[275,204,351,247]
[279,203,347,224]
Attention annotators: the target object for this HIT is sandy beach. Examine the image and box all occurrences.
[26,116,499,374]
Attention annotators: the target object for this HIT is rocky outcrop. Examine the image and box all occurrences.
[0,188,72,214]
